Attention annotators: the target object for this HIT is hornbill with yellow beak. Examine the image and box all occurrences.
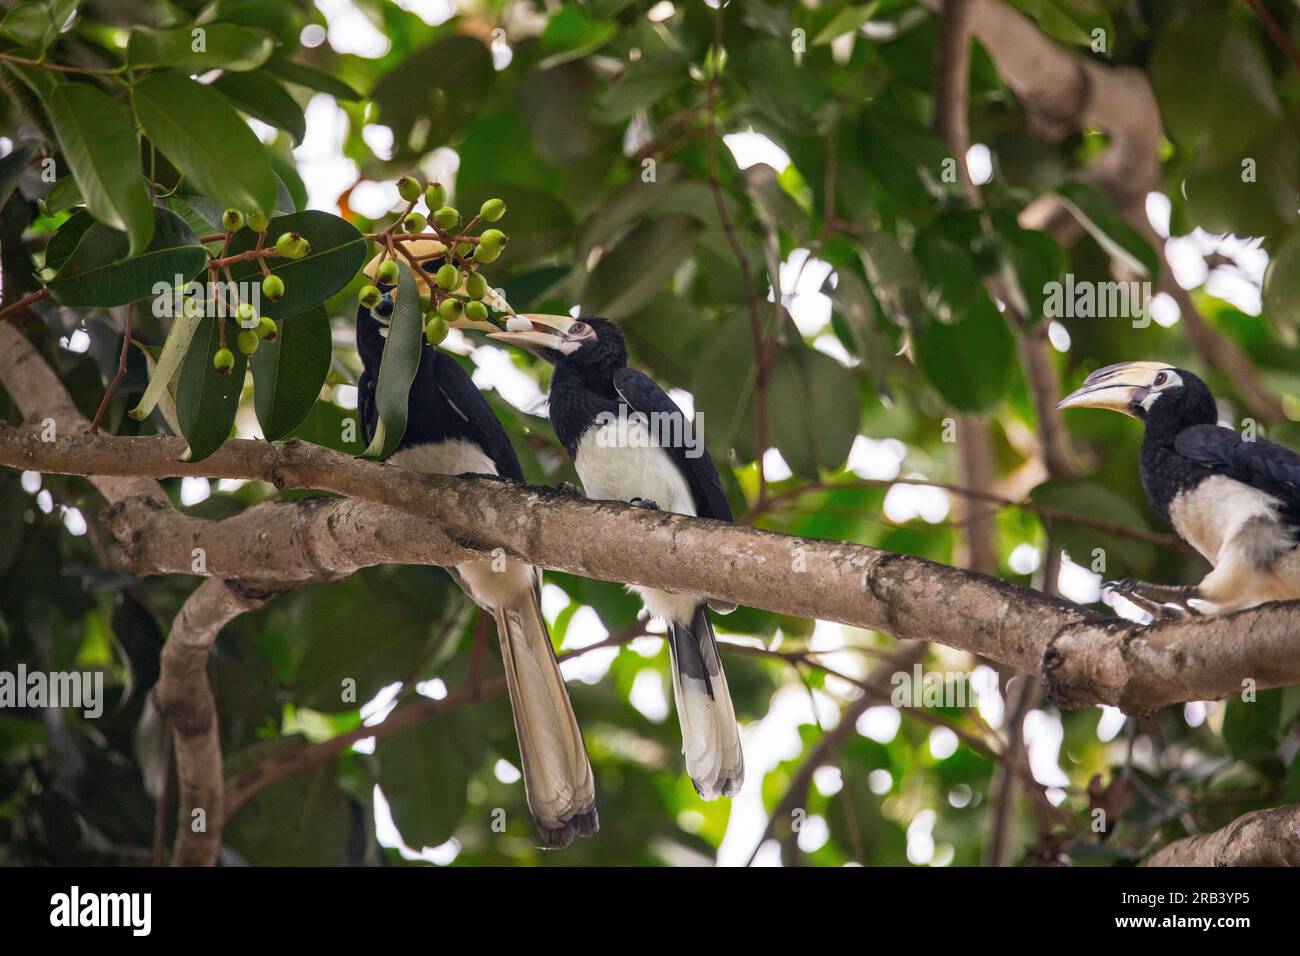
[490,314,745,799]
[1058,361,1300,616]
[357,244,597,846]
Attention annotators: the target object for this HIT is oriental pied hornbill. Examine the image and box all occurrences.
[356,243,597,846]
[491,314,744,800]
[1058,361,1300,617]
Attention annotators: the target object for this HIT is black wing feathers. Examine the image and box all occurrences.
[612,367,732,522]
[1175,424,1300,522]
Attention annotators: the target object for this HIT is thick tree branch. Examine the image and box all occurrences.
[1146,803,1300,867]
[5,422,1300,717]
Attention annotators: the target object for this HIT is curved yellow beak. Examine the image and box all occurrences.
[1056,361,1172,418]
[487,314,575,354]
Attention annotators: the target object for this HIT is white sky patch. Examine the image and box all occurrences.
[1183,701,1208,728]
[906,809,936,864]
[316,0,391,57]
[975,665,1005,729]
[868,768,892,794]
[59,329,90,353]
[541,583,568,621]
[373,784,460,863]
[300,23,326,47]
[1008,543,1041,575]
[1047,320,1071,352]
[416,677,447,700]
[647,1,676,22]
[558,605,614,685]
[393,0,456,26]
[847,436,905,481]
[965,144,993,186]
[295,94,357,212]
[20,471,41,493]
[813,333,857,367]
[494,758,521,784]
[1146,191,1172,239]
[180,477,211,506]
[776,249,836,337]
[762,448,793,482]
[1096,704,1127,742]
[948,784,972,808]
[361,124,395,161]
[419,148,461,197]
[351,179,401,220]
[629,635,664,657]
[334,384,358,409]
[813,765,843,797]
[629,669,669,723]
[1204,268,1261,315]
[471,344,547,415]
[1150,291,1180,327]
[246,118,278,144]
[796,814,829,853]
[929,726,958,760]
[856,705,901,744]
[1022,708,1071,788]
[1056,552,1101,604]
[217,478,247,493]
[1165,235,1209,290]
[36,489,53,513]
[723,129,791,172]
[883,480,950,524]
[361,681,401,726]
[61,506,87,536]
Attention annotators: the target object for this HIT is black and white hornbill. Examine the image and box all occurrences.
[1057,361,1300,616]
[490,314,744,800]
[356,243,597,846]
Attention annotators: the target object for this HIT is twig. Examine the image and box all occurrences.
[1245,0,1300,76]
[89,303,133,433]
[0,287,50,324]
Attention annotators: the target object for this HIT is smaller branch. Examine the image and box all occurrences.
[1147,802,1300,866]
[0,287,50,324]
[1245,0,1300,76]
[90,303,133,433]
[0,52,121,75]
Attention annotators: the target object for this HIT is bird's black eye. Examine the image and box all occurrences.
[1154,372,1167,387]
[570,321,588,336]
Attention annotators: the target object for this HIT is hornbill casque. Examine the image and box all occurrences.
[356,243,598,847]
[491,314,745,800]
[1058,361,1300,617]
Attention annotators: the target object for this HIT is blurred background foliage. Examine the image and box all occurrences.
[2,0,1300,867]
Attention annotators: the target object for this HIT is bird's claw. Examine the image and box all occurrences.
[555,480,583,497]
[630,497,660,510]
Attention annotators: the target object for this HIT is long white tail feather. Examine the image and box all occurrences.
[667,605,744,800]
[495,592,598,846]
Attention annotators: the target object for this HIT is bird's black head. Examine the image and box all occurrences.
[1057,361,1217,438]
[488,314,626,372]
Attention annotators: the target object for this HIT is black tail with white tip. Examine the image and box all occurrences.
[666,603,744,800]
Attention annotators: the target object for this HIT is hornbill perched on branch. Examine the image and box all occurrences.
[356,245,597,847]
[491,314,744,800]
[1058,361,1300,617]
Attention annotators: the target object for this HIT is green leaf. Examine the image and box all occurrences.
[362,261,424,458]
[582,214,702,319]
[1,3,55,50]
[592,54,688,123]
[175,314,246,462]
[48,207,207,308]
[913,295,1014,412]
[224,761,350,866]
[1222,690,1281,768]
[767,346,860,478]
[858,232,925,328]
[742,162,809,243]
[132,72,277,218]
[690,310,760,464]
[813,2,880,45]
[370,36,493,157]
[263,53,363,101]
[38,174,81,216]
[1054,181,1159,279]
[251,306,331,440]
[1262,228,1300,335]
[0,142,36,212]
[376,716,468,849]
[212,71,307,144]
[1028,479,1155,574]
[45,82,154,256]
[1183,124,1297,239]
[224,210,365,320]
[991,214,1067,323]
[1009,0,1113,51]
[826,268,889,389]
[129,307,203,422]
[538,6,617,69]
[127,24,274,72]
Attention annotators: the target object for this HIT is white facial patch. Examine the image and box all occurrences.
[1140,368,1182,410]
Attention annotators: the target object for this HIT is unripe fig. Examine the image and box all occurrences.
[419,292,433,313]
[213,348,235,374]
[425,315,449,346]
[256,316,278,340]
[222,208,245,232]
[404,212,427,233]
[425,183,446,210]
[465,272,488,299]
[359,284,382,308]
[236,329,259,355]
[247,211,269,233]
[478,228,506,250]
[437,297,464,321]
[435,263,461,291]
[275,231,309,259]
[396,175,422,202]
[464,300,488,323]
[479,198,506,222]
[376,260,400,285]
[261,273,285,301]
[472,242,501,264]
[433,206,460,230]
[236,301,256,324]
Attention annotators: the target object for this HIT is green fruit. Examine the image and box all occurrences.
[261,273,285,301]
[433,206,460,230]
[404,212,427,233]
[478,228,506,250]
[437,297,464,321]
[465,272,488,299]
[419,292,433,313]
[472,242,501,264]
[465,300,489,323]
[425,183,446,209]
[359,284,382,308]
[424,315,449,346]
[376,259,400,284]
[212,348,235,374]
[236,330,259,356]
[456,241,472,256]
[256,315,278,340]
[275,232,309,259]
[247,211,269,233]
[221,208,245,232]
[236,301,256,323]
[479,198,506,222]
[435,263,461,291]
[396,175,422,202]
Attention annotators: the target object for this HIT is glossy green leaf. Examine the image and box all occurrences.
[127,24,274,72]
[38,174,81,216]
[45,82,154,256]
[212,71,307,144]
[582,214,702,319]
[1054,180,1159,279]
[767,346,860,478]
[1,3,55,50]
[224,761,350,866]
[991,214,1067,323]
[133,72,277,218]
[538,6,617,69]
[1222,691,1281,768]
[362,261,424,458]
[913,295,1014,412]
[175,314,246,462]
[48,207,207,308]
[0,142,36,212]
[1028,479,1155,574]
[251,306,331,440]
[592,54,688,122]
[224,210,365,320]
[376,717,468,849]
[813,2,880,45]
[690,310,760,464]
[129,308,202,422]
[264,53,363,101]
